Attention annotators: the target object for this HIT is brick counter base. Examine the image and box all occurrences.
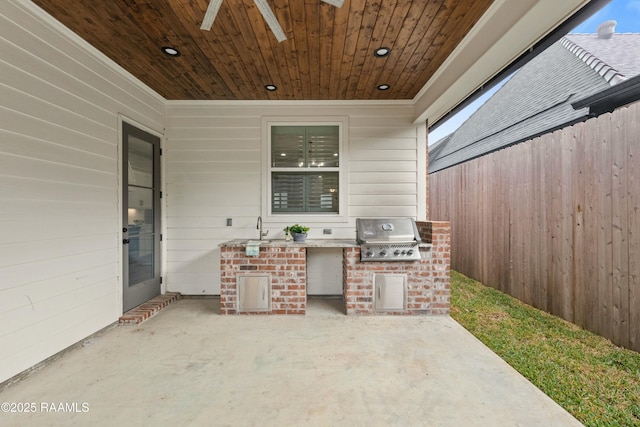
[417,220,451,312]
[219,221,450,316]
[344,220,451,315]
[220,246,306,315]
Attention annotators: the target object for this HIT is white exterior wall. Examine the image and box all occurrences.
[165,103,427,295]
[0,1,164,383]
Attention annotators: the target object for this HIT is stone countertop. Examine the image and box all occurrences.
[219,239,433,249]
[219,239,359,248]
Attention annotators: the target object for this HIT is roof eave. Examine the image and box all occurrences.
[571,74,640,116]
[413,0,604,127]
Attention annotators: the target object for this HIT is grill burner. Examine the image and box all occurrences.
[356,218,422,261]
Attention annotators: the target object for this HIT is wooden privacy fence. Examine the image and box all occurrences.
[429,102,639,352]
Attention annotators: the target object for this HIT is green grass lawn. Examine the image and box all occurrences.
[450,271,640,427]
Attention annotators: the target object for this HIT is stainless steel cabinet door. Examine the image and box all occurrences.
[237,275,271,312]
[374,274,406,311]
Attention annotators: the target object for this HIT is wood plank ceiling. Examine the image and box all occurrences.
[32,0,494,100]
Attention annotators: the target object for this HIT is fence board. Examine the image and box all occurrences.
[507,148,516,299]
[582,119,600,334]
[597,114,614,341]
[429,101,640,352]
[497,153,508,293]
[612,105,631,348]
[527,141,537,306]
[550,131,563,317]
[481,156,490,284]
[543,135,553,312]
[560,130,574,321]
[533,139,545,310]
[628,104,640,351]
[572,123,586,327]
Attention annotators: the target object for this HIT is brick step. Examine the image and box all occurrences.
[119,292,181,325]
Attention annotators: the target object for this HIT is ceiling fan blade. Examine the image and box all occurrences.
[200,0,223,31]
[322,0,344,6]
[254,0,287,42]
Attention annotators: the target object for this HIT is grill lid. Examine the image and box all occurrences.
[356,218,421,244]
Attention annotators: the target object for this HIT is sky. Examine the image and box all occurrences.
[428,0,640,145]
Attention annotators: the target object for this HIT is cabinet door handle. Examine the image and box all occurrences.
[262,285,266,301]
[377,285,381,299]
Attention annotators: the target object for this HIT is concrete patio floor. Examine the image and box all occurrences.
[1,298,583,427]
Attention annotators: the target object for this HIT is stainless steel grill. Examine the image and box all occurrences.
[356,218,422,261]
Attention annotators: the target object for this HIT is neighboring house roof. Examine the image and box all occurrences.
[429,30,640,173]
[564,33,640,81]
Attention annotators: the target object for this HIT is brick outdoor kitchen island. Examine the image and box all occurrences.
[219,221,451,315]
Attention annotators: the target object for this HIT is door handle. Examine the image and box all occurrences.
[123,239,130,244]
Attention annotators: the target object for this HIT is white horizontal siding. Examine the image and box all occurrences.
[0,130,115,172]
[167,126,261,140]
[0,264,116,315]
[0,249,116,297]
[0,152,115,188]
[349,172,418,183]
[0,108,115,158]
[165,103,425,294]
[349,110,421,219]
[349,206,418,218]
[166,161,261,174]
[349,183,417,195]
[165,104,263,295]
[349,160,417,172]
[349,194,417,206]
[0,1,164,383]
[2,296,116,385]
[1,235,115,270]
[349,149,417,161]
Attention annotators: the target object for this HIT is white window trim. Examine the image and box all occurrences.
[262,116,349,223]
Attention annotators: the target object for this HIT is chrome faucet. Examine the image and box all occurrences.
[257,216,269,240]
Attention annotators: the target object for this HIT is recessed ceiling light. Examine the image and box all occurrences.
[374,47,391,57]
[161,46,180,57]
[377,84,390,91]
[265,84,277,91]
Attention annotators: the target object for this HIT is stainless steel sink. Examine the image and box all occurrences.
[223,239,266,246]
[242,240,270,246]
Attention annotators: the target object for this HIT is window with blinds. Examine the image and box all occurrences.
[270,125,340,214]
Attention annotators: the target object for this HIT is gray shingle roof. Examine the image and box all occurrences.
[429,33,640,173]
[565,34,640,79]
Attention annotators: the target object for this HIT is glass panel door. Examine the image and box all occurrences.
[122,122,161,312]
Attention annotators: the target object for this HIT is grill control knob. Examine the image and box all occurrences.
[394,249,401,256]
[380,250,388,257]
[406,249,414,256]
[365,250,374,257]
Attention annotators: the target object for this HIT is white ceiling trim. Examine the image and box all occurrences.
[412,0,591,126]
[165,99,415,107]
